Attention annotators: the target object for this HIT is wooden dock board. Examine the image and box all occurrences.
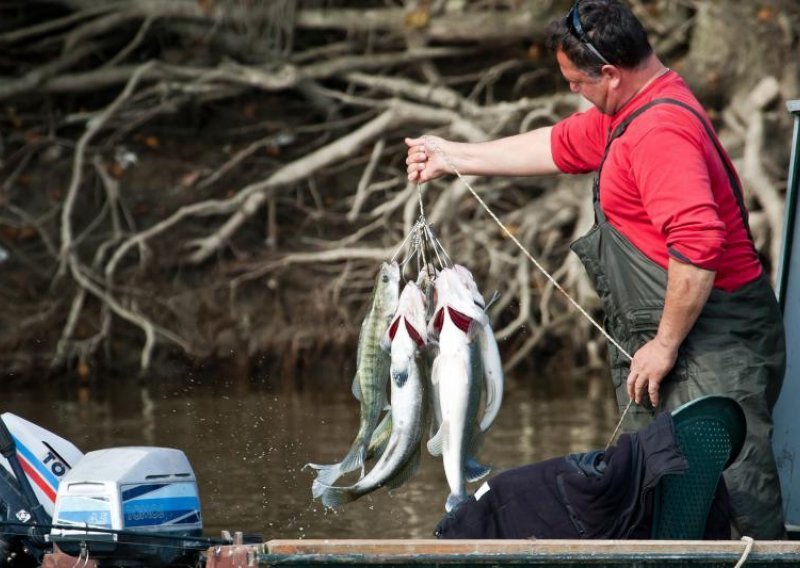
[204,538,800,567]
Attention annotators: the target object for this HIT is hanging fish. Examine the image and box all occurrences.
[307,261,400,491]
[315,281,428,507]
[453,264,504,433]
[427,267,490,512]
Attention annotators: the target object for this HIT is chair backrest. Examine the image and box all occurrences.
[650,395,746,540]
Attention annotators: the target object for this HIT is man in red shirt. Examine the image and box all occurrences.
[405,0,785,540]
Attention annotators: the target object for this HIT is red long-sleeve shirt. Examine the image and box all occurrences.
[551,71,762,292]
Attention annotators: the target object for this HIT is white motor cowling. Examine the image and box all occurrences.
[50,447,203,566]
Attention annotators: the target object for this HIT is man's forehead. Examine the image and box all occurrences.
[556,50,585,78]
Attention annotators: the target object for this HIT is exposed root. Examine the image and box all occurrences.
[0,1,793,378]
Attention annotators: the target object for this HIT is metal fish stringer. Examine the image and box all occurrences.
[390,183,452,283]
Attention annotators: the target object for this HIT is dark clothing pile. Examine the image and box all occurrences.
[435,412,731,540]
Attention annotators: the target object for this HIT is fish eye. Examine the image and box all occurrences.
[382,275,389,283]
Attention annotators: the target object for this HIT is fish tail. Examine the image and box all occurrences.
[320,486,357,509]
[310,465,343,497]
[445,492,469,513]
[465,457,492,483]
[338,442,366,479]
[307,439,366,492]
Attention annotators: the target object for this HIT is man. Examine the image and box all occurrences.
[405,0,785,540]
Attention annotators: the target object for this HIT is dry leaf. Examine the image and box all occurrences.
[198,0,214,17]
[527,44,543,61]
[757,7,775,22]
[405,9,430,29]
[181,170,201,188]
[110,163,126,178]
[78,358,90,379]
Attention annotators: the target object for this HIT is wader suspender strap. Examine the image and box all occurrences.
[593,98,756,248]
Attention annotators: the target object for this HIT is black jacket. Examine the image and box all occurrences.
[435,412,731,539]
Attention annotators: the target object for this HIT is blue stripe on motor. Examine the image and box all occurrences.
[121,484,167,502]
[12,437,59,489]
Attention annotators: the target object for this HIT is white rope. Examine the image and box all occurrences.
[733,536,754,568]
[423,137,634,445]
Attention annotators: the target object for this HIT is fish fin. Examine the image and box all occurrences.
[312,479,325,499]
[367,413,392,460]
[465,457,492,483]
[479,384,502,433]
[427,419,446,456]
[386,447,421,491]
[445,493,469,513]
[426,431,443,456]
[351,372,362,402]
[311,466,342,497]
[356,445,369,479]
[479,331,504,432]
[335,443,365,482]
[320,486,356,509]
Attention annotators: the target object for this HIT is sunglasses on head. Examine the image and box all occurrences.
[566,1,612,66]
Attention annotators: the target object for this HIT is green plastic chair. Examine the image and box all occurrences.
[650,395,747,540]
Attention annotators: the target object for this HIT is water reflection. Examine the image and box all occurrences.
[4,371,618,540]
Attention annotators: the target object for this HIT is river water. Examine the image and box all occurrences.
[6,370,618,540]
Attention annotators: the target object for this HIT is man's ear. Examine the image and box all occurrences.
[602,65,622,89]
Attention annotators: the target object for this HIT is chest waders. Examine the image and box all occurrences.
[570,98,787,539]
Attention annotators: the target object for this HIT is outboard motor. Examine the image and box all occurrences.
[50,447,204,567]
[0,413,83,566]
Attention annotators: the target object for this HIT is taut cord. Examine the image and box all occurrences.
[423,137,634,448]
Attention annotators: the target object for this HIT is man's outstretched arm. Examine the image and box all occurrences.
[405,127,560,183]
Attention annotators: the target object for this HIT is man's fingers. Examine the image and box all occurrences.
[626,368,644,397]
[648,383,660,406]
[627,370,652,405]
[406,151,427,164]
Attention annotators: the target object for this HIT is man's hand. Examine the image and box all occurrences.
[626,337,679,407]
[405,136,450,183]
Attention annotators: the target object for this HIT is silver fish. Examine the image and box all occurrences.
[428,268,489,512]
[307,261,400,491]
[453,264,504,433]
[316,281,428,507]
